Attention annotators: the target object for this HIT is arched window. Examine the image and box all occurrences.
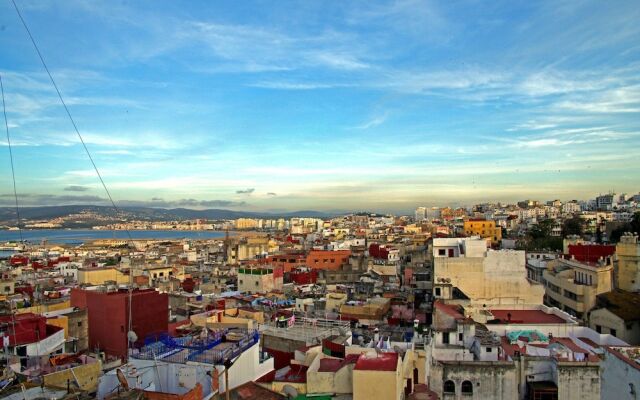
[462,380,473,394]
[444,380,455,394]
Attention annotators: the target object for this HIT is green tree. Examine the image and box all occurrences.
[522,219,563,251]
[610,212,640,242]
[562,216,584,237]
[530,218,554,239]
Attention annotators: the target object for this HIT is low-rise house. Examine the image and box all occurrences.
[600,346,640,400]
[588,289,640,344]
[353,352,403,400]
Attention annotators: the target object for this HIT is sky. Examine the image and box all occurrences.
[0,0,639,214]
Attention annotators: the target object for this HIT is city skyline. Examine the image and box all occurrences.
[1,1,639,213]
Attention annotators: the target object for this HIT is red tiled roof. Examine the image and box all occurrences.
[434,301,465,320]
[318,358,343,373]
[605,346,640,371]
[489,309,567,324]
[318,355,359,372]
[577,337,599,348]
[227,381,286,400]
[354,352,398,372]
[500,336,524,360]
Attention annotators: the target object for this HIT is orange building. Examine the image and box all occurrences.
[245,253,306,272]
[463,218,502,245]
[306,250,351,270]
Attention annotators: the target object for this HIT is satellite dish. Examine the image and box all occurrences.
[282,384,299,399]
[116,369,130,391]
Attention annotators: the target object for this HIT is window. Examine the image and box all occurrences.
[438,249,446,256]
[444,380,455,394]
[77,322,82,327]
[442,332,450,344]
[610,328,617,337]
[239,280,243,285]
[458,333,463,342]
[448,249,454,257]
[595,325,602,333]
[435,288,441,297]
[255,281,259,286]
[159,272,164,277]
[461,381,473,394]
[3,286,10,292]
[486,347,492,352]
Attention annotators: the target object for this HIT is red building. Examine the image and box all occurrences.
[70,288,168,359]
[567,244,616,263]
[305,250,351,271]
[9,255,28,266]
[368,243,390,260]
[0,313,62,346]
[288,268,318,285]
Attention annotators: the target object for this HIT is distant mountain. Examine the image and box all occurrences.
[0,205,336,224]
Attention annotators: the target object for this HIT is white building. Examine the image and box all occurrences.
[433,237,545,307]
[600,346,640,400]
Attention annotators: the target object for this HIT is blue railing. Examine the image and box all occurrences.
[136,329,260,365]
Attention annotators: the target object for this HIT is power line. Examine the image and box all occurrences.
[11,0,136,359]
[0,74,23,242]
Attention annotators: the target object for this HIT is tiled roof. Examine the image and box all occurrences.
[317,354,359,373]
[595,289,640,321]
[354,352,398,371]
[434,301,465,320]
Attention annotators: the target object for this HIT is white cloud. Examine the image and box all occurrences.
[353,112,389,129]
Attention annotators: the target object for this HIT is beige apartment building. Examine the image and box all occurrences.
[432,237,544,308]
[615,233,640,292]
[543,257,613,320]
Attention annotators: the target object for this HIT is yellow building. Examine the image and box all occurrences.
[464,218,502,245]
[16,300,70,315]
[144,265,176,284]
[235,218,259,229]
[77,267,130,285]
[353,352,403,400]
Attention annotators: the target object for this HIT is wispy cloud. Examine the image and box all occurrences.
[64,185,90,192]
[236,188,255,194]
[353,112,389,129]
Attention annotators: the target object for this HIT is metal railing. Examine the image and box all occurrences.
[135,329,260,365]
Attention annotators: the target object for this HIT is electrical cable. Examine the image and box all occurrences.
[11,0,136,360]
[0,74,23,243]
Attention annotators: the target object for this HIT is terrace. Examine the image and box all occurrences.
[134,328,260,365]
[260,317,351,344]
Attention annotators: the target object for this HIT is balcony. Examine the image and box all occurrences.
[543,272,586,295]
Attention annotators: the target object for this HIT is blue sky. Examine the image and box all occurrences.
[0,0,639,213]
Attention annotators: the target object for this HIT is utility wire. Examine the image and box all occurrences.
[12,0,136,359]
[0,74,23,242]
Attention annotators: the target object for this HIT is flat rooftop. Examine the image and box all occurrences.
[489,309,567,324]
[260,317,350,344]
